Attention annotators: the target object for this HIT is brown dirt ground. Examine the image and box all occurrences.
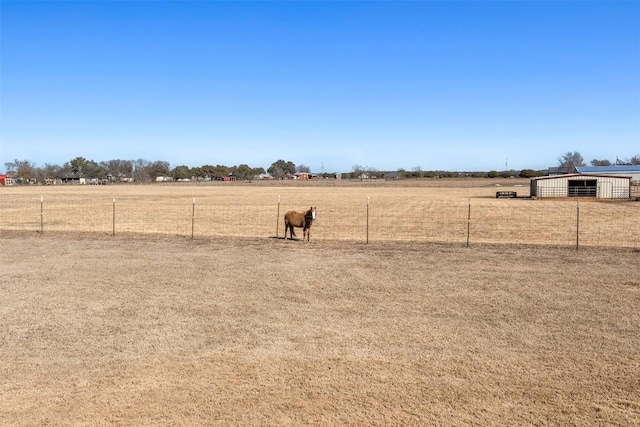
[1,232,639,426]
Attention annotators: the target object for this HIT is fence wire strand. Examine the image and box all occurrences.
[0,192,638,248]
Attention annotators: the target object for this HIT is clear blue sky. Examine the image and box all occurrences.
[1,0,639,174]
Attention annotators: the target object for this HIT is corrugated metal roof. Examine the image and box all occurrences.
[576,166,640,173]
[531,173,632,181]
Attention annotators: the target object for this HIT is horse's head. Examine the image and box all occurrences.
[307,206,316,221]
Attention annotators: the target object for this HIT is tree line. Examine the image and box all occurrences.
[1,157,316,183]
[2,156,545,182]
[3,152,639,183]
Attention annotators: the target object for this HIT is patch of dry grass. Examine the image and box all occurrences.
[1,233,639,425]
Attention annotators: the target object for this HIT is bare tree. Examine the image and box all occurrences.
[4,159,36,179]
[101,159,134,179]
[365,166,379,179]
[148,161,170,180]
[3,160,18,174]
[617,155,640,165]
[131,159,146,182]
[39,163,62,182]
[352,165,365,179]
[296,164,310,173]
[558,151,585,173]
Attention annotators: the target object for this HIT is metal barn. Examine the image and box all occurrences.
[530,174,631,199]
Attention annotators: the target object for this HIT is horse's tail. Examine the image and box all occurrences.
[284,216,290,239]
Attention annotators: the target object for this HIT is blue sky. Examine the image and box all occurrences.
[1,0,639,174]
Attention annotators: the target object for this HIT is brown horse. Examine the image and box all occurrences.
[284,207,316,241]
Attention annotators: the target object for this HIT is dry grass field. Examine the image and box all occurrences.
[1,178,638,247]
[1,180,639,425]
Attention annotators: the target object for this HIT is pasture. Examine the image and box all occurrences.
[0,178,638,247]
[1,180,639,425]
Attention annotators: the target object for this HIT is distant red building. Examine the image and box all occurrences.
[295,173,318,180]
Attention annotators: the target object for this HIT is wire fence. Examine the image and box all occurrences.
[1,193,638,249]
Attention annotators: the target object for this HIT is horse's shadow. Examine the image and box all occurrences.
[272,236,303,241]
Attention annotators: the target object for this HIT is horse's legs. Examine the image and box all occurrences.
[285,222,295,240]
[286,224,296,240]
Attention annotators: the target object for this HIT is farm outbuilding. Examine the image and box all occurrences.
[530,174,631,199]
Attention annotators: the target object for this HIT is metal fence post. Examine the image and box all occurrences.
[466,199,471,247]
[576,200,580,250]
[366,196,370,244]
[40,195,44,233]
[276,195,281,239]
[191,197,196,239]
[112,198,116,236]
